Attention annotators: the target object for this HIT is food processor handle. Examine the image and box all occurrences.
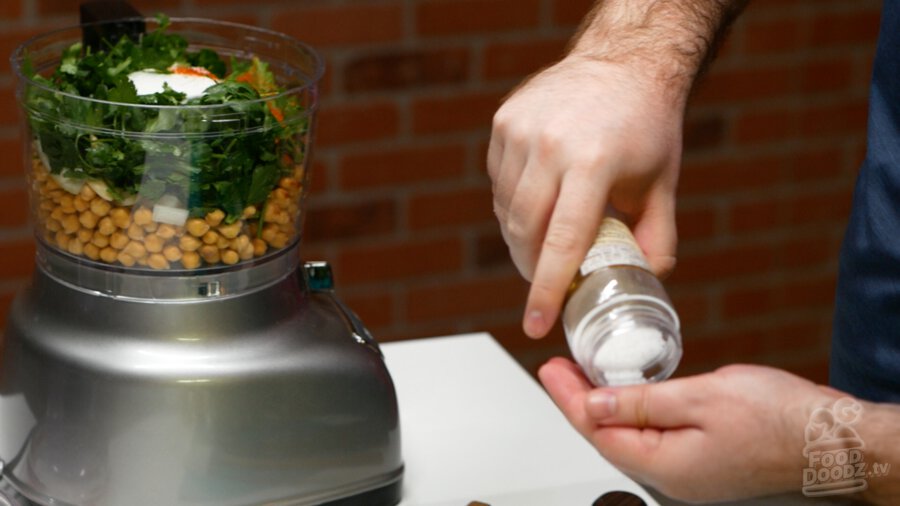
[302,261,384,357]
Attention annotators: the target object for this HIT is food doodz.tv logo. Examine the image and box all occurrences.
[801,397,890,497]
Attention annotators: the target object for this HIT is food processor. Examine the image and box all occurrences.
[0,12,403,506]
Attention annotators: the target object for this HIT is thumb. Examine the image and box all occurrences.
[585,376,706,429]
[631,191,677,279]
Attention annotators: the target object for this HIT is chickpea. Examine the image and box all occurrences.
[269,233,288,249]
[199,245,221,264]
[261,224,278,244]
[144,234,165,254]
[110,208,131,229]
[279,177,300,191]
[126,223,145,241]
[45,177,60,191]
[74,197,90,213]
[263,204,280,223]
[50,207,64,222]
[79,184,96,200]
[40,200,55,212]
[67,239,84,256]
[242,206,257,219]
[79,210,98,230]
[218,222,242,239]
[117,252,136,267]
[205,209,225,227]
[156,224,177,239]
[185,218,209,238]
[77,228,93,244]
[97,217,116,236]
[46,219,61,233]
[133,207,153,226]
[59,195,75,213]
[163,245,182,262]
[83,243,100,261]
[91,233,110,249]
[221,249,240,265]
[109,232,129,250]
[273,188,290,201]
[230,234,250,252]
[179,235,202,252]
[239,242,255,261]
[90,198,111,217]
[55,230,71,249]
[147,254,169,270]
[100,247,118,263]
[142,221,158,233]
[202,230,219,245]
[181,251,201,269]
[216,235,229,249]
[252,238,267,257]
[123,241,147,259]
[61,214,80,235]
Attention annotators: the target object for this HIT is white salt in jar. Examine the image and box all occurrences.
[562,217,682,387]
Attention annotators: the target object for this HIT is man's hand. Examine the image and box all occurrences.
[538,358,845,502]
[488,55,681,339]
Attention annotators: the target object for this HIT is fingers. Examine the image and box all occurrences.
[523,169,607,338]
[585,376,708,429]
[538,357,596,438]
[631,189,677,279]
[503,160,560,281]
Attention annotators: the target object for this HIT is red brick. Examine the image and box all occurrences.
[482,38,567,81]
[791,147,848,182]
[412,91,503,135]
[316,101,400,146]
[0,241,35,279]
[551,0,594,27]
[727,197,783,234]
[0,85,19,127]
[344,48,470,93]
[692,64,798,104]
[722,285,778,320]
[0,0,21,19]
[38,0,178,15]
[786,188,853,226]
[675,206,717,241]
[780,276,837,311]
[338,237,463,284]
[742,15,807,55]
[734,108,797,145]
[0,289,16,333]
[1,27,53,75]
[339,144,466,190]
[0,136,26,179]
[667,290,710,327]
[763,321,828,355]
[272,3,403,48]
[416,0,541,37]
[341,291,395,330]
[679,155,786,197]
[784,235,835,269]
[0,187,29,228]
[799,101,869,138]
[304,199,396,243]
[475,230,511,269]
[684,115,726,152]
[679,330,766,370]
[408,186,494,230]
[307,159,329,194]
[670,243,777,284]
[406,274,527,322]
[800,58,855,94]
[811,9,880,48]
[785,359,830,384]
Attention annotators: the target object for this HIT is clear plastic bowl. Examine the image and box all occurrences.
[12,18,323,274]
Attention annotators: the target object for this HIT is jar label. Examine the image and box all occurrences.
[580,217,651,275]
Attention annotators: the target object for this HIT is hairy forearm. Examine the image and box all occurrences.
[858,402,900,504]
[567,0,749,105]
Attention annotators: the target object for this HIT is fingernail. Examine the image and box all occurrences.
[524,310,545,338]
[586,391,616,419]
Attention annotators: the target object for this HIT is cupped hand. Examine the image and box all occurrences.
[488,55,683,339]
[538,358,845,503]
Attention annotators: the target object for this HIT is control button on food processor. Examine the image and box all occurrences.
[305,261,335,291]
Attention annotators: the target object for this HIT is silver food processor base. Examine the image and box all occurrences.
[0,247,403,506]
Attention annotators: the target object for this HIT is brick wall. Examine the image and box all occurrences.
[0,0,881,383]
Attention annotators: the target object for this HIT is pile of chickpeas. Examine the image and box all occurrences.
[32,155,303,270]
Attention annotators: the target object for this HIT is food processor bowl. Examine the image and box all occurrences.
[0,17,403,506]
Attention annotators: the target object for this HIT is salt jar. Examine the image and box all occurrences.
[562,217,683,387]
